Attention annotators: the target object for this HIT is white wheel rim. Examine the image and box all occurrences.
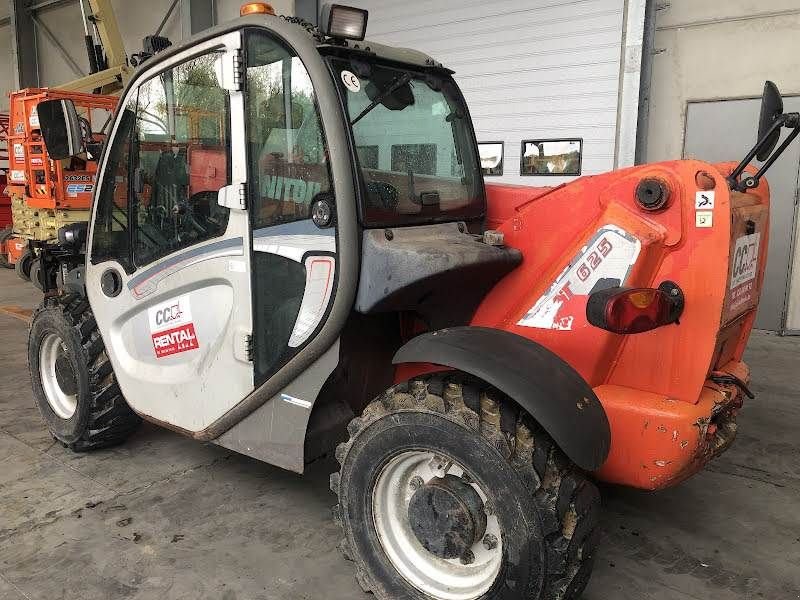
[372,450,503,600]
[39,333,78,419]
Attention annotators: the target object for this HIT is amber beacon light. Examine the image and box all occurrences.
[240,2,275,16]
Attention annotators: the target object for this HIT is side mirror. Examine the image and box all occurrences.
[37,99,84,160]
[728,80,800,192]
[756,81,784,160]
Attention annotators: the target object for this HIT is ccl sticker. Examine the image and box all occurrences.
[147,295,199,358]
[730,233,760,290]
[518,225,641,331]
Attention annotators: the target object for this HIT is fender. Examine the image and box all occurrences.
[392,326,610,471]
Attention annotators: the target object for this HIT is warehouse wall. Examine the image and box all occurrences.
[344,0,644,187]
[0,10,13,109]
[645,0,800,332]
[0,0,294,107]
[645,0,800,162]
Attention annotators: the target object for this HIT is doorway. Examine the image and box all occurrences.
[684,96,800,333]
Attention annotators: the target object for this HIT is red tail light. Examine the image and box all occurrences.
[587,282,684,334]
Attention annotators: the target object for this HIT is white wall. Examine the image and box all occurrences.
[645,0,800,162]
[645,0,800,332]
[0,5,13,111]
[344,0,643,187]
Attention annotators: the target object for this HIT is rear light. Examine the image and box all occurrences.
[587,282,684,334]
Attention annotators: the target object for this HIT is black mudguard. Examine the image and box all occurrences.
[392,326,611,471]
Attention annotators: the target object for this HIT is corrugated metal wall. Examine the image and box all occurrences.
[346,0,629,186]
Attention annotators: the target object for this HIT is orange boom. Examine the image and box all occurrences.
[473,160,767,489]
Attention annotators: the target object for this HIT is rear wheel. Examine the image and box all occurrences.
[0,227,13,269]
[15,248,33,281]
[332,376,600,600]
[28,295,141,451]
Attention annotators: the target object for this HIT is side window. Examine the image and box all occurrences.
[132,52,232,267]
[246,32,331,229]
[91,93,137,271]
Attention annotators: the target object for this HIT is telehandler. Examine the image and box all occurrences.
[26,3,800,598]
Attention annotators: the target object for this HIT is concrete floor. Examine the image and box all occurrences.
[0,267,798,600]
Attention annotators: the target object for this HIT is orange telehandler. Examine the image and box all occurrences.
[23,4,800,599]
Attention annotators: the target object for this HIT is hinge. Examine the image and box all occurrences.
[245,334,254,362]
[234,329,253,363]
[238,182,248,210]
[232,48,244,91]
[218,182,247,210]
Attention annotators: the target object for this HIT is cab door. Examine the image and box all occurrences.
[85,32,254,433]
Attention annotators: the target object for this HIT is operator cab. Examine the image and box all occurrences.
[33,2,517,466]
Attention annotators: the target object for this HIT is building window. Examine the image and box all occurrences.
[357,145,379,169]
[520,139,582,176]
[478,142,504,176]
[391,143,437,176]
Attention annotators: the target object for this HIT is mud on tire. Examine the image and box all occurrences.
[28,295,141,451]
[332,375,600,600]
[0,227,13,269]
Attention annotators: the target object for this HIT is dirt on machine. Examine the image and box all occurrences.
[21,3,800,599]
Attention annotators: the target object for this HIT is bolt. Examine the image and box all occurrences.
[409,476,424,491]
[457,222,466,233]
[482,534,498,550]
[384,229,394,241]
[460,549,475,565]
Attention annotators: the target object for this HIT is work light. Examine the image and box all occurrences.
[320,4,369,41]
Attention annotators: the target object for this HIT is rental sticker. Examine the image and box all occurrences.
[147,295,199,358]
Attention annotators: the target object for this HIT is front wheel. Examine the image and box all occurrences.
[0,227,13,269]
[15,248,33,281]
[332,376,600,600]
[28,296,141,451]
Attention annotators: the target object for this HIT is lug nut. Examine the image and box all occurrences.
[482,534,498,550]
[460,549,475,565]
[409,476,424,491]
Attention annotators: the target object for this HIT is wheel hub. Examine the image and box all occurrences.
[372,450,503,599]
[408,475,487,560]
[54,354,78,396]
[39,333,78,420]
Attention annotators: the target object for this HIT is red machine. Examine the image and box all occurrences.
[4,88,117,276]
[0,113,12,269]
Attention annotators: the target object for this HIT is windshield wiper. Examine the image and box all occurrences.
[350,73,413,126]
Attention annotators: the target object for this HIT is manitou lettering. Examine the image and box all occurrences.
[151,323,199,358]
[262,176,322,204]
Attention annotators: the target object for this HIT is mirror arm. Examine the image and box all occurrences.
[728,115,800,192]
[744,126,800,189]
[727,114,786,191]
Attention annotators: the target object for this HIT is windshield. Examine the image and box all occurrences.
[330,58,484,226]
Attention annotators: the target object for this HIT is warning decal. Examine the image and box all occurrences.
[147,295,199,358]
